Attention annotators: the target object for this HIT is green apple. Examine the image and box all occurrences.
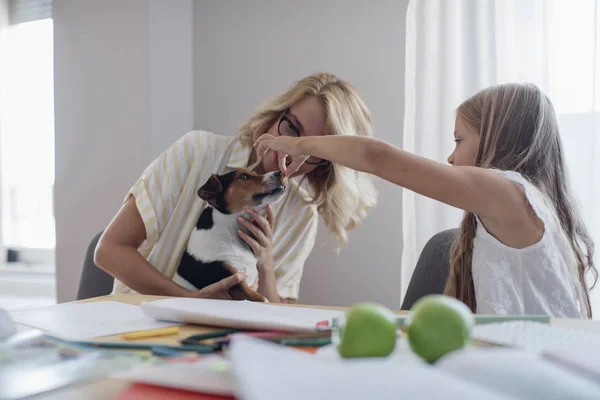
[337,302,397,358]
[407,295,474,363]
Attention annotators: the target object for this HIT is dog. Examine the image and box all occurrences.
[173,168,287,301]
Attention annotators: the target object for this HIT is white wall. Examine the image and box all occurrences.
[54,0,194,302]
[54,0,408,308]
[148,0,194,158]
[192,0,408,308]
[54,0,151,302]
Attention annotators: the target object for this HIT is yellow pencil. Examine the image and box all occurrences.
[120,326,180,340]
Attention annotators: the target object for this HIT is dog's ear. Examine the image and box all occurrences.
[198,174,223,200]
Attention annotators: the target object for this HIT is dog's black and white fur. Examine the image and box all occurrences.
[173,169,286,301]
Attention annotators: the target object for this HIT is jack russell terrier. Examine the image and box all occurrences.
[173,168,287,301]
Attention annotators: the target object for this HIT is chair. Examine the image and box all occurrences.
[76,231,115,300]
[400,228,458,310]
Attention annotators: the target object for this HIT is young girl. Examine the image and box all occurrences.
[255,83,597,317]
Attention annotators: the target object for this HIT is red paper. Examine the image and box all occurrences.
[114,383,234,400]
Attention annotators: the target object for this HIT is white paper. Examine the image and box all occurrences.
[542,348,600,384]
[437,347,600,400]
[0,308,17,340]
[141,298,345,332]
[227,336,513,400]
[115,355,234,396]
[9,301,180,340]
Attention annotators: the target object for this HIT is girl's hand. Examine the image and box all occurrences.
[237,206,275,272]
[254,134,309,176]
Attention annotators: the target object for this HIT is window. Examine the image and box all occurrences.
[551,0,600,114]
[547,0,600,307]
[0,18,55,268]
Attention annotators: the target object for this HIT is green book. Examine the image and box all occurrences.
[395,314,550,327]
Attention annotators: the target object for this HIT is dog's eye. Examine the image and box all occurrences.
[239,174,249,180]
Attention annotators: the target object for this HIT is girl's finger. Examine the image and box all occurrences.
[253,134,269,148]
[278,152,288,175]
[256,139,273,157]
[286,155,309,176]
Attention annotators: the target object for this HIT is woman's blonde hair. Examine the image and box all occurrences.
[444,83,597,317]
[238,72,377,248]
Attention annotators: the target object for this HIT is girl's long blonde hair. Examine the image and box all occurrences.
[238,73,377,248]
[444,83,597,317]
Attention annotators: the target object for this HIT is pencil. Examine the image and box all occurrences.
[120,326,180,340]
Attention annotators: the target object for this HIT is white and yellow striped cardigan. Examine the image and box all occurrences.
[113,130,318,300]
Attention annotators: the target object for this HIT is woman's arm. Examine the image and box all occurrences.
[95,197,247,299]
[94,197,193,297]
[256,135,526,222]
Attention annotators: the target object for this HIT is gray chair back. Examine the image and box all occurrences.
[76,231,114,300]
[401,228,458,310]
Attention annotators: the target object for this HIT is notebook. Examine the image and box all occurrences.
[140,298,345,332]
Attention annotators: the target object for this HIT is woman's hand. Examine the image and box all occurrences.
[254,134,309,176]
[250,277,259,291]
[192,272,248,300]
[237,206,275,272]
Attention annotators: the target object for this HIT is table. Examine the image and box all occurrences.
[17,294,600,399]
[23,294,350,400]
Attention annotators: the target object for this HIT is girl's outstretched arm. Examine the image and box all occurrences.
[255,134,526,222]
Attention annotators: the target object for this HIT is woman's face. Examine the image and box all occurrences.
[447,115,480,167]
[261,96,329,177]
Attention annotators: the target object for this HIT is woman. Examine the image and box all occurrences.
[94,72,377,303]
[256,83,596,316]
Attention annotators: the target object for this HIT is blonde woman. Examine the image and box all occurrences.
[256,83,597,317]
[94,73,377,304]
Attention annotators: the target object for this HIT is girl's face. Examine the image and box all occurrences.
[447,115,480,167]
[260,96,329,177]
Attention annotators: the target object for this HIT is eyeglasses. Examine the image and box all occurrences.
[277,109,329,166]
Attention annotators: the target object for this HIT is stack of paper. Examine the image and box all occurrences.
[140,298,345,332]
[226,336,600,400]
[10,301,180,340]
[227,336,513,400]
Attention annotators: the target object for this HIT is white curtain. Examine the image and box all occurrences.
[0,0,8,269]
[402,0,600,314]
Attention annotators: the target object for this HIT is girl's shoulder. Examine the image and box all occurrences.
[487,168,558,230]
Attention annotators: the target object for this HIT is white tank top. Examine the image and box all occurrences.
[472,169,585,318]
